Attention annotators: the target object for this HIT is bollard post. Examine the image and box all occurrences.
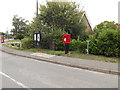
[86,40,90,54]
[65,44,69,54]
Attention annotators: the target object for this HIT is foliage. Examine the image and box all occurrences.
[31,2,86,39]
[27,1,89,51]
[69,39,87,53]
[79,30,89,41]
[15,34,24,40]
[21,38,35,49]
[0,32,5,35]
[41,28,67,50]
[11,15,29,38]
[41,34,51,49]
[89,29,119,57]
[50,28,67,50]
[94,21,118,33]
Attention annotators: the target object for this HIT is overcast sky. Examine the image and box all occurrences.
[0,0,119,33]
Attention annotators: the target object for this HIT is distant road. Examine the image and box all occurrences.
[4,39,14,42]
[1,51,118,88]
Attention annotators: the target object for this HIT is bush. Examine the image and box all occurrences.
[69,39,80,51]
[89,29,119,57]
[21,38,35,49]
[15,34,24,40]
[41,28,67,50]
[51,29,68,50]
[41,34,51,49]
[69,39,87,53]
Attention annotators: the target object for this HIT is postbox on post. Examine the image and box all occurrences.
[62,34,71,44]
[62,34,71,54]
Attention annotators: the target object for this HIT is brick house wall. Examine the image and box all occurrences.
[0,35,4,43]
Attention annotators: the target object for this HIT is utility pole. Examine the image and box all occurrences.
[35,0,41,47]
[118,1,120,24]
[36,0,38,17]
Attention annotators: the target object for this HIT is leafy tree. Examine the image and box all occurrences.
[11,15,29,39]
[0,32,5,35]
[94,21,118,32]
[92,21,118,39]
[32,2,86,39]
[89,21,119,57]
[89,29,119,57]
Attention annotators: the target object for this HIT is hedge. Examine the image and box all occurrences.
[89,29,119,57]
[69,39,87,53]
[21,38,35,49]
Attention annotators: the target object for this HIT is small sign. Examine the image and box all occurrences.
[33,31,41,46]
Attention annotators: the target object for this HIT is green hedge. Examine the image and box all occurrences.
[21,38,35,49]
[69,39,87,53]
[89,29,119,57]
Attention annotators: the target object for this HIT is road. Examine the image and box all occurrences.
[0,51,118,88]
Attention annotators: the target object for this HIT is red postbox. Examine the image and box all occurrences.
[62,34,71,44]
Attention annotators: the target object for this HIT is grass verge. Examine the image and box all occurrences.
[8,39,21,42]
[20,48,119,63]
[2,44,119,63]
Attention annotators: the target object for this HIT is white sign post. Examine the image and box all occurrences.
[86,40,90,54]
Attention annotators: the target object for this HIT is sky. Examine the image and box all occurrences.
[0,0,119,33]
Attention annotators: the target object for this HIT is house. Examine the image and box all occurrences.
[80,11,93,33]
[0,35,4,43]
[115,24,120,30]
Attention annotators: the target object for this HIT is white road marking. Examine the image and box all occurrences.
[0,72,32,90]
[31,52,55,58]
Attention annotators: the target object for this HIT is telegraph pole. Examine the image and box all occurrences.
[36,0,38,17]
[36,0,39,46]
[34,0,41,47]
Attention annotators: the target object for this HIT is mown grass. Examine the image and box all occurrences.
[23,48,119,63]
[2,44,21,50]
[8,39,21,42]
[23,48,64,56]
[68,51,119,63]
[2,44,119,63]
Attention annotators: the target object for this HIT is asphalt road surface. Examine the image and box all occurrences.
[0,51,118,88]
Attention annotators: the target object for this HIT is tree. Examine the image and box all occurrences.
[31,2,86,39]
[0,32,5,35]
[94,21,118,32]
[11,15,29,39]
[92,21,118,39]
[89,21,119,57]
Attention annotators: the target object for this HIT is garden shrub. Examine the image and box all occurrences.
[15,34,24,40]
[51,29,67,50]
[69,39,87,53]
[41,28,67,50]
[41,34,51,49]
[89,29,119,57]
[21,38,35,49]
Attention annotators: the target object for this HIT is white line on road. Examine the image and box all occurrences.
[0,72,32,90]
